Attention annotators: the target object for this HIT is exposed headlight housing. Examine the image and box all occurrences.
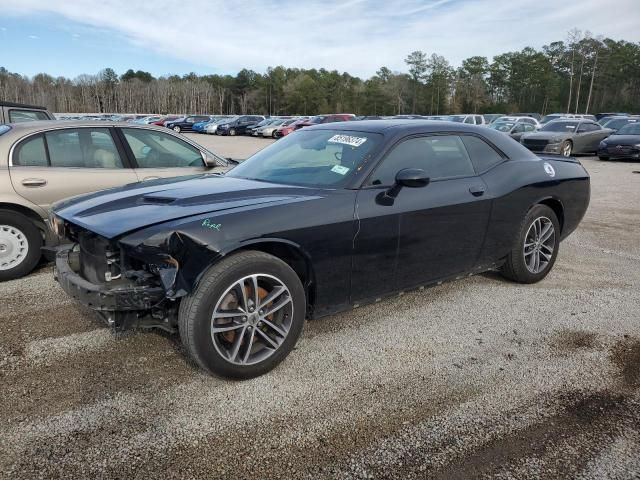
[48,212,65,238]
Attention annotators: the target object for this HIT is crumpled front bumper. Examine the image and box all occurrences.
[54,246,165,313]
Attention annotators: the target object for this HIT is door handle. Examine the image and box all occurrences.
[469,185,486,197]
[21,178,47,187]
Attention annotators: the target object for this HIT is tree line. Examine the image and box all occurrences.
[1,29,638,116]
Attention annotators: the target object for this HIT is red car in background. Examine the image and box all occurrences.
[152,115,183,127]
[274,114,355,138]
[273,117,309,138]
[297,114,355,128]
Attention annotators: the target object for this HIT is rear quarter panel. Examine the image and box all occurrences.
[478,157,589,265]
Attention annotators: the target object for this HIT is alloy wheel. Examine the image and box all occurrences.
[562,142,572,156]
[523,216,555,274]
[211,274,293,366]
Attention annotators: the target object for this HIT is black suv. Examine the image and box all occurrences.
[166,115,212,133]
[1,101,55,124]
[216,115,265,136]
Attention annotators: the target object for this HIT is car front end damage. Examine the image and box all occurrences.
[52,217,219,332]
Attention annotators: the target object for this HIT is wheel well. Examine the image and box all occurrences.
[0,203,45,231]
[538,198,564,233]
[237,242,316,315]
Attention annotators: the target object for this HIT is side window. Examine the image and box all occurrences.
[14,135,48,166]
[463,116,474,124]
[369,136,475,185]
[512,123,525,133]
[45,128,124,168]
[9,109,50,123]
[460,136,504,173]
[523,124,536,132]
[122,128,204,168]
[585,123,600,132]
[475,116,483,125]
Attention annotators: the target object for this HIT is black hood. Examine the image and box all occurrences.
[53,175,321,239]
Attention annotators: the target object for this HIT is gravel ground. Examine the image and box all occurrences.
[0,145,639,479]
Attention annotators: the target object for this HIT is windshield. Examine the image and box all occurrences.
[604,119,633,129]
[491,122,515,132]
[541,115,562,124]
[541,121,579,132]
[449,116,465,122]
[226,129,382,187]
[308,116,327,124]
[616,123,640,135]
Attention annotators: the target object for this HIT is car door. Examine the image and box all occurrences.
[118,127,213,181]
[9,127,137,212]
[576,122,605,152]
[351,134,491,301]
[586,123,611,149]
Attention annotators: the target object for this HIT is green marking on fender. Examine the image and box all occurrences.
[202,219,222,231]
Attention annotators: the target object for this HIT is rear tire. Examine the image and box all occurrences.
[178,251,306,379]
[501,204,560,284]
[173,126,181,133]
[229,128,237,136]
[0,210,43,281]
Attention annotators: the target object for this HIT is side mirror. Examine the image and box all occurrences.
[377,168,430,206]
[201,151,227,168]
[395,168,430,188]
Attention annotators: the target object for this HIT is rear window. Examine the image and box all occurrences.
[9,109,50,123]
[14,135,48,166]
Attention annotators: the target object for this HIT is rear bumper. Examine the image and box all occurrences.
[54,246,165,312]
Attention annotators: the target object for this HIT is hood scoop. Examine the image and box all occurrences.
[140,195,176,205]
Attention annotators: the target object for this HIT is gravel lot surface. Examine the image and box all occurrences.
[1,142,639,478]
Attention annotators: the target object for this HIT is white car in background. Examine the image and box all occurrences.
[447,114,486,125]
[495,115,541,129]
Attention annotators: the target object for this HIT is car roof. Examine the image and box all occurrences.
[309,119,487,134]
[0,100,48,109]
[0,120,171,140]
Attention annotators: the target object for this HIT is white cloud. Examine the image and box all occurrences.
[27,34,39,39]
[4,0,640,76]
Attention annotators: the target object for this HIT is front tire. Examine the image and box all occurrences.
[501,204,560,284]
[229,128,237,136]
[173,126,181,133]
[178,251,306,379]
[0,210,43,281]
[560,140,572,157]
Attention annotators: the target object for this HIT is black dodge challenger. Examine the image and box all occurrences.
[50,121,590,379]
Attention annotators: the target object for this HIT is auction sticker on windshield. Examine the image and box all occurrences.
[331,165,350,175]
[328,134,367,147]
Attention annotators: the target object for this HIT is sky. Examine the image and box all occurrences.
[1,0,640,79]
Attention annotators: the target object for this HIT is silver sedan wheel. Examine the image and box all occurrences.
[523,216,555,274]
[0,224,29,271]
[211,274,293,366]
[561,142,572,157]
